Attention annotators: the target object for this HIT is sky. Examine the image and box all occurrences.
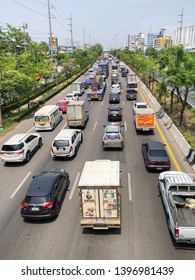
[1,0,195,49]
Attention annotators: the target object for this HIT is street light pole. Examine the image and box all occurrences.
[47,0,53,60]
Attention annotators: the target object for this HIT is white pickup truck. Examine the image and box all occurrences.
[132,101,148,114]
[158,171,195,244]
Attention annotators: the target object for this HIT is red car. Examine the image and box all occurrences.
[56,100,69,114]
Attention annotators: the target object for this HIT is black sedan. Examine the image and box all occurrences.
[20,169,70,220]
[108,106,123,121]
[142,141,171,171]
[109,93,120,104]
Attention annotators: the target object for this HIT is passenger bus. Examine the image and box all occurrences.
[33,105,62,131]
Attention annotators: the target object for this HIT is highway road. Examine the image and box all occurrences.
[0,64,195,260]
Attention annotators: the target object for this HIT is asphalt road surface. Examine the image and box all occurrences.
[0,65,195,260]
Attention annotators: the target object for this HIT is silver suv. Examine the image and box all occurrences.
[102,122,124,150]
[0,133,42,163]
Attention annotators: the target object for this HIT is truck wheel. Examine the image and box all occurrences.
[26,151,31,162]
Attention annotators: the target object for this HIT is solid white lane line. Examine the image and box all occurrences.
[69,172,80,200]
[10,172,31,199]
[63,122,67,128]
[27,127,35,134]
[128,173,132,201]
[93,121,98,131]
[125,121,127,131]
[123,100,125,106]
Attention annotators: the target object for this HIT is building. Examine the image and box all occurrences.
[147,33,159,47]
[128,33,145,51]
[173,25,195,48]
[154,36,172,49]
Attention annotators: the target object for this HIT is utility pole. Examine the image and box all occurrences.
[47,0,53,60]
[178,8,184,45]
[83,27,86,48]
[68,13,73,52]
[21,23,28,51]
[115,34,117,49]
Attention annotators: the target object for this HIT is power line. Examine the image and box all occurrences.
[12,0,48,17]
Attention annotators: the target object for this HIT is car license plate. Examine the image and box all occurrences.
[31,207,39,211]
[143,127,149,131]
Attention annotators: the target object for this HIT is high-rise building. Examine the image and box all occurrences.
[147,33,159,47]
[128,33,145,51]
[173,25,195,48]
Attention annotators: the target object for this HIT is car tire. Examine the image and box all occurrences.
[80,134,83,143]
[38,138,42,148]
[26,151,31,162]
[55,203,60,217]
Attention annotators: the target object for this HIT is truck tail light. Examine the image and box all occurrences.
[175,227,179,238]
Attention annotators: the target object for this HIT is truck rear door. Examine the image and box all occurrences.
[80,188,119,220]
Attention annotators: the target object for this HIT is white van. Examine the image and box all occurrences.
[51,129,83,158]
[33,105,62,131]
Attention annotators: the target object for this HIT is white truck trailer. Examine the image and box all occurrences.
[159,171,195,244]
[78,160,121,230]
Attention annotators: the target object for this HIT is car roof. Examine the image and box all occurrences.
[54,129,80,139]
[66,93,74,96]
[27,170,66,196]
[105,124,121,132]
[147,141,165,149]
[27,174,57,196]
[108,106,121,110]
[3,133,27,145]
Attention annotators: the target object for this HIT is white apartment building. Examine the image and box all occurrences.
[173,25,195,48]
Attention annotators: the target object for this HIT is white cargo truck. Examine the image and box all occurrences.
[159,171,195,243]
[78,160,121,229]
[67,101,89,128]
[71,82,85,96]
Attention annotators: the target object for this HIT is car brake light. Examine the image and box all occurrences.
[42,201,54,208]
[119,111,122,115]
[0,151,4,154]
[20,202,27,208]
[69,146,73,152]
[18,149,24,154]
[108,111,111,116]
[146,161,155,165]
[51,147,54,153]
